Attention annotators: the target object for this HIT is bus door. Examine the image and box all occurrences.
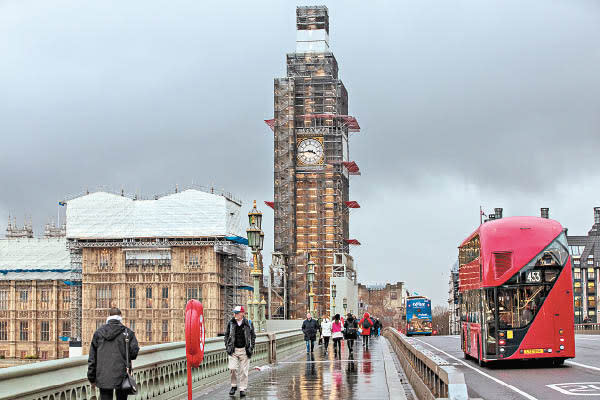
[484,288,497,356]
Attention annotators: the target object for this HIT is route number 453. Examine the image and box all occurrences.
[526,270,542,283]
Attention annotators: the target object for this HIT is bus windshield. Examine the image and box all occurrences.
[495,231,568,330]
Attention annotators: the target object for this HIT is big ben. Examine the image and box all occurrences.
[267,6,360,319]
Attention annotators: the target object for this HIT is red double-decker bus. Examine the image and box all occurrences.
[458,216,575,366]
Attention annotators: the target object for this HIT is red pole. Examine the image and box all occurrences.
[187,364,192,400]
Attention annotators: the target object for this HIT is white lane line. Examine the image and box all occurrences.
[565,361,600,372]
[414,339,538,400]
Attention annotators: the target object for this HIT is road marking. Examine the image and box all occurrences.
[566,361,600,372]
[414,338,538,400]
[547,382,600,396]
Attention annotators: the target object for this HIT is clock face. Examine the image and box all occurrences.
[297,138,324,165]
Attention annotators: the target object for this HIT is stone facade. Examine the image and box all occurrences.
[0,280,71,361]
[357,282,406,330]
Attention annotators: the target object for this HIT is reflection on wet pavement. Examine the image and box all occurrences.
[201,336,390,399]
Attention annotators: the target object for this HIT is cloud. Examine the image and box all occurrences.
[1,0,599,308]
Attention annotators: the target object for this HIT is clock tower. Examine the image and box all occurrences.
[267,6,361,319]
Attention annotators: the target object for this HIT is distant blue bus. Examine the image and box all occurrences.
[406,296,432,336]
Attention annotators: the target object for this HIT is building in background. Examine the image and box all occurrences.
[0,220,71,364]
[357,282,406,329]
[566,207,600,324]
[330,253,358,317]
[65,189,249,353]
[448,261,460,335]
[267,5,362,319]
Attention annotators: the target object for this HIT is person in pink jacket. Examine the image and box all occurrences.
[358,312,374,349]
[331,314,344,357]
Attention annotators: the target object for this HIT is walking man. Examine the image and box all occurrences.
[87,307,139,400]
[302,312,319,353]
[344,313,358,355]
[225,306,256,398]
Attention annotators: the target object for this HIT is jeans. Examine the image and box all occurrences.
[323,336,330,349]
[306,339,315,352]
[363,334,369,348]
[99,388,128,400]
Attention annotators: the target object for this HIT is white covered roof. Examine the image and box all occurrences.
[0,238,71,280]
[66,190,244,239]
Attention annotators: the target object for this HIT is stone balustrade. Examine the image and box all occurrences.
[0,329,304,400]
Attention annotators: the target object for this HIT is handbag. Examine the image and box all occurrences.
[120,331,138,394]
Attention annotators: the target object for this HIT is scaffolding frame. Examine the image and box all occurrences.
[272,7,360,319]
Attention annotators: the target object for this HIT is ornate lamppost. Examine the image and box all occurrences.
[331,284,337,317]
[247,201,265,331]
[343,297,348,316]
[307,259,315,315]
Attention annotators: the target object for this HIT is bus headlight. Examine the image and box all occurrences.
[559,345,565,350]
[500,347,505,353]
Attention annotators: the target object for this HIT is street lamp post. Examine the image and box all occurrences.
[307,259,315,315]
[247,201,265,332]
[331,284,337,317]
[343,297,347,316]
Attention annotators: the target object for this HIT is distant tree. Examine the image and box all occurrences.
[432,305,450,335]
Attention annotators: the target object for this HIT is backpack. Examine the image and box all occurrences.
[362,319,372,329]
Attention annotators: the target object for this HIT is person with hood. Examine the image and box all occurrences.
[320,315,332,352]
[88,307,139,400]
[302,312,319,353]
[343,313,358,355]
[331,314,344,356]
[225,305,256,397]
[359,312,374,349]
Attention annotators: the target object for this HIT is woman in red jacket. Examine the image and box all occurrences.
[358,312,373,350]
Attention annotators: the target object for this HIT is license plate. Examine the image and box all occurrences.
[523,349,544,354]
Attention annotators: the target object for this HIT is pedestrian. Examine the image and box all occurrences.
[87,307,139,400]
[321,315,332,352]
[331,314,344,356]
[225,305,256,398]
[373,318,381,338]
[370,316,376,337]
[378,319,383,336]
[302,312,319,353]
[359,312,374,349]
[343,313,358,355]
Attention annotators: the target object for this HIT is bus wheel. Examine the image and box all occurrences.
[552,358,565,367]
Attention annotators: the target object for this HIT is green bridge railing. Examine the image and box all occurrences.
[0,329,304,400]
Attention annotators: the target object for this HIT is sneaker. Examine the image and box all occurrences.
[229,387,237,396]
[240,391,246,397]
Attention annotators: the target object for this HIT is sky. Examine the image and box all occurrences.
[1,0,599,308]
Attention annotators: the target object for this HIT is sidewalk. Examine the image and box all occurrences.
[193,335,411,399]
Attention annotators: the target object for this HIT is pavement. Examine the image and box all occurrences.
[412,334,600,400]
[194,335,414,399]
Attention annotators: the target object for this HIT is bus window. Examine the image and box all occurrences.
[497,285,549,329]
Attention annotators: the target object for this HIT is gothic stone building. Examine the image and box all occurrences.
[0,224,72,363]
[66,190,249,353]
[567,207,600,323]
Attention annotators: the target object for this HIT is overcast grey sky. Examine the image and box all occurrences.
[1,0,599,307]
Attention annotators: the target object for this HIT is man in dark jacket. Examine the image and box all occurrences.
[88,308,139,400]
[302,312,319,353]
[224,305,256,398]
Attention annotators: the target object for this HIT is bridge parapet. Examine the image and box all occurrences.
[575,323,600,334]
[0,329,304,400]
[383,328,472,400]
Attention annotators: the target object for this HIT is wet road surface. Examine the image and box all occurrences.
[196,336,394,399]
[414,334,600,400]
